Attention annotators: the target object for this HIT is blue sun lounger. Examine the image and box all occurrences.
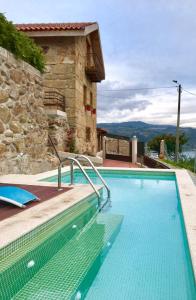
[0,186,38,208]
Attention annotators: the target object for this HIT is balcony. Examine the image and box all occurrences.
[85,52,104,82]
[44,90,65,112]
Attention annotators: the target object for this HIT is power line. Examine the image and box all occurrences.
[97,93,167,99]
[99,86,176,92]
[98,88,196,98]
[182,88,196,96]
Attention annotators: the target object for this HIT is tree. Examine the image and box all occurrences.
[148,133,188,155]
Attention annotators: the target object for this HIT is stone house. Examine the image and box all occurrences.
[16,22,105,156]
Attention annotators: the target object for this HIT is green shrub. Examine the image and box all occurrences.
[148,133,188,155]
[0,13,45,72]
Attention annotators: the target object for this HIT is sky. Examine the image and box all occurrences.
[1,0,196,127]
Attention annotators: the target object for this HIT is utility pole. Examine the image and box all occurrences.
[173,80,182,162]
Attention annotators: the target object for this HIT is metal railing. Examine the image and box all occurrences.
[75,155,111,200]
[44,90,65,111]
[48,135,110,210]
[58,157,100,202]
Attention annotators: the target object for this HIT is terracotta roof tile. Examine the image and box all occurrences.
[15,22,96,32]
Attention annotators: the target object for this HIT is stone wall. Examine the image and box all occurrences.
[47,112,69,152]
[33,37,71,152]
[33,35,97,155]
[75,36,97,155]
[0,47,57,174]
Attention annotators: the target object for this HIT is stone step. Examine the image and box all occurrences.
[13,213,123,300]
[0,197,97,271]
[0,197,98,299]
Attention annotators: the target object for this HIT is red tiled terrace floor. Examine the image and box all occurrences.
[0,184,72,221]
[103,159,139,168]
[0,161,137,221]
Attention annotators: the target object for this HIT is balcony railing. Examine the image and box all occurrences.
[44,90,65,112]
[85,52,104,82]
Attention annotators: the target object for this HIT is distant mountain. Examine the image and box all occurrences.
[97,121,196,147]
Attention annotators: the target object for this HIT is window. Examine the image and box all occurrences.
[90,91,93,107]
[41,45,49,54]
[86,127,91,142]
[83,85,87,106]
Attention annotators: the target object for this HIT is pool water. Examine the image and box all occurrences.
[47,170,196,299]
[1,170,196,299]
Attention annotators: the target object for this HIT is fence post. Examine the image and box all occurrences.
[132,136,137,163]
[159,139,165,159]
[103,136,107,159]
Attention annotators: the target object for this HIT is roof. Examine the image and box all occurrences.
[97,128,108,134]
[15,22,96,32]
[15,21,105,81]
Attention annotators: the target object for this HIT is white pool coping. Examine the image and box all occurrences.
[0,183,102,249]
[175,169,196,279]
[0,167,195,280]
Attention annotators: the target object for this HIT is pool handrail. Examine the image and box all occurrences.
[48,136,108,209]
[75,154,111,200]
[58,157,101,205]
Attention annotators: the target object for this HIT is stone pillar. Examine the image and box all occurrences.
[102,136,107,159]
[132,136,137,163]
[159,139,165,159]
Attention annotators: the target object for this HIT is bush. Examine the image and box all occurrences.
[0,13,45,72]
[148,133,188,155]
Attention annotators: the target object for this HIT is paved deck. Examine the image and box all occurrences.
[103,159,138,168]
[0,184,71,221]
[188,171,196,186]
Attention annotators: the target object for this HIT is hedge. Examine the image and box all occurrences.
[0,13,45,72]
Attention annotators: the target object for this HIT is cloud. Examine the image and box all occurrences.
[98,98,151,112]
[1,0,196,127]
[97,80,152,114]
[97,78,196,127]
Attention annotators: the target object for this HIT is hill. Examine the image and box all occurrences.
[97,121,196,147]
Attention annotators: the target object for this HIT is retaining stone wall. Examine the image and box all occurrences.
[0,47,57,174]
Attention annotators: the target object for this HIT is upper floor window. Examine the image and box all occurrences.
[83,85,87,106]
[90,91,93,107]
[86,127,91,142]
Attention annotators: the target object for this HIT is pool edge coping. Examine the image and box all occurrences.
[175,169,196,280]
[0,185,102,250]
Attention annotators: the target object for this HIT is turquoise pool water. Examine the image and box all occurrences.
[46,170,196,299]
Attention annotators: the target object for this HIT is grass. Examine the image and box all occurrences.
[163,157,195,173]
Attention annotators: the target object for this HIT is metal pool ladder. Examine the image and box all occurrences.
[58,156,111,210]
[75,155,111,200]
[48,135,110,210]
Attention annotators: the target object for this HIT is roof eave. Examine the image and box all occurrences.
[25,23,99,37]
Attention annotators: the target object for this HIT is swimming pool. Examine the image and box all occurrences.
[1,170,196,299]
